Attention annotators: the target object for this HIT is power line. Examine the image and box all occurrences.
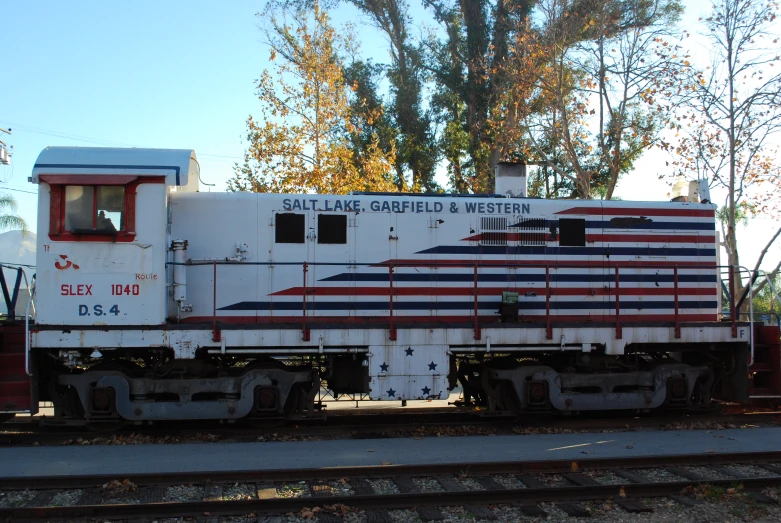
[0,186,36,195]
[0,120,136,148]
[0,120,244,161]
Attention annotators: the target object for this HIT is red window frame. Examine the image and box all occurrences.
[42,175,165,242]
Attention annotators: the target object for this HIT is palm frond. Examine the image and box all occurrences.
[0,193,28,233]
[0,215,28,232]
[0,194,18,212]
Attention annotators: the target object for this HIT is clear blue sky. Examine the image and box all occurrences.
[1,0,429,230]
[1,1,275,229]
[2,1,781,271]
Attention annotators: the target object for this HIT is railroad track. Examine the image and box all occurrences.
[1,451,781,521]
[0,408,778,447]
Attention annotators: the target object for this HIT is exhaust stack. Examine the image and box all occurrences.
[494,162,527,197]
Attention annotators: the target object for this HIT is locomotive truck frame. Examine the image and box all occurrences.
[0,146,778,426]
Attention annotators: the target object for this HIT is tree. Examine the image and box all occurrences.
[671,0,781,300]
[0,193,27,232]
[422,0,536,193]
[496,0,684,199]
[350,0,440,191]
[229,1,397,194]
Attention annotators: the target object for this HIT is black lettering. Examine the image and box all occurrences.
[93,305,103,317]
[434,202,443,212]
[370,201,380,211]
[282,198,292,211]
[522,203,530,214]
[79,305,89,316]
[465,202,477,213]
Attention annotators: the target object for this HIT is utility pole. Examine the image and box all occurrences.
[0,128,12,165]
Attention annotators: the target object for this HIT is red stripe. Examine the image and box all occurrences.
[271,287,718,297]
[461,233,715,244]
[381,259,717,268]
[555,207,714,217]
[597,234,714,243]
[182,313,717,325]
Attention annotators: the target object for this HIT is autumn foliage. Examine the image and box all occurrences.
[229,3,397,194]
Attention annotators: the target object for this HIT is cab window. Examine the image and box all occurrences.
[64,186,125,233]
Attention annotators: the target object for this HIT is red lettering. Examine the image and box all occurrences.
[61,284,92,296]
[110,283,142,296]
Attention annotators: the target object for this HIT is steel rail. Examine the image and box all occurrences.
[1,450,780,491]
[1,476,780,520]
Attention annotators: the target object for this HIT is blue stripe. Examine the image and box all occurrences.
[415,246,717,256]
[589,220,715,231]
[319,273,718,283]
[34,163,182,185]
[219,300,718,311]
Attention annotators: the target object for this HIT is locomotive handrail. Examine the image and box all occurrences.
[0,263,35,321]
[25,277,35,377]
[738,265,756,366]
[719,265,757,365]
[169,261,722,268]
[171,260,745,347]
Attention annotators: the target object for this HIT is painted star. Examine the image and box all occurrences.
[387,388,396,397]
[405,347,414,356]
[379,362,389,372]
[421,386,431,395]
[428,361,438,371]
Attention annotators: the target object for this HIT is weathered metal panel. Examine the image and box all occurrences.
[368,344,449,401]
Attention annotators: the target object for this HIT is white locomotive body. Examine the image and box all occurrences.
[22,147,753,424]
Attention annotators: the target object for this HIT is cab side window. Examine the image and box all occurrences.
[45,175,163,242]
[64,186,125,233]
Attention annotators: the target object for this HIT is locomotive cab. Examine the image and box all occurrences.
[31,147,199,327]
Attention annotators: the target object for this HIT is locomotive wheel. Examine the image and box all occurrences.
[497,381,522,412]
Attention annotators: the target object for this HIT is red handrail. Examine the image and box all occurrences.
[302,262,310,341]
[190,260,730,341]
[212,261,220,342]
[473,263,480,341]
[614,266,622,339]
[674,265,680,338]
[388,264,396,341]
[545,266,552,340]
